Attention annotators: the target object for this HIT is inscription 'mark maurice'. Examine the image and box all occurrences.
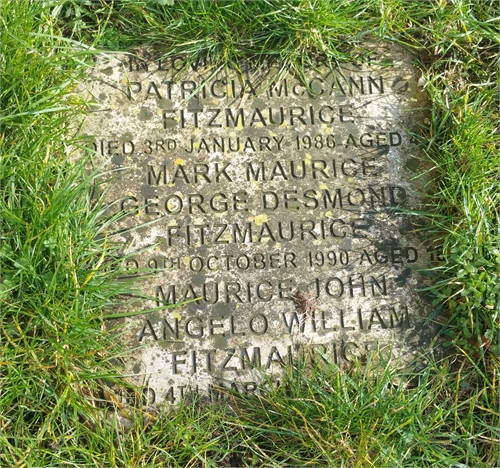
[144,157,388,185]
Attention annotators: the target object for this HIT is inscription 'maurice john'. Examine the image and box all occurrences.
[81,44,434,405]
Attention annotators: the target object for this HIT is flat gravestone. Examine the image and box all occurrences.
[79,43,437,405]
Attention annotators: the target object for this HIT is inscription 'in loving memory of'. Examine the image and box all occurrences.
[81,45,437,404]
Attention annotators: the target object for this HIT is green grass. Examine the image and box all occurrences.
[1,0,499,466]
[227,354,499,466]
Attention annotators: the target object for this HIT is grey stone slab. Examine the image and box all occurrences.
[79,43,438,405]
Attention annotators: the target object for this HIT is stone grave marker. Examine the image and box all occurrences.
[79,43,438,405]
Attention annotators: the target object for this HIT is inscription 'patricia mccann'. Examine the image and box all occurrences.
[125,73,386,101]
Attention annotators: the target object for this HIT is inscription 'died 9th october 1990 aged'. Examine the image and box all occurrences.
[79,43,440,405]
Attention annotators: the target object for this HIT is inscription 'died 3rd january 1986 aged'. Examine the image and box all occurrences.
[79,43,440,405]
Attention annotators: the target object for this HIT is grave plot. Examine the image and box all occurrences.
[79,43,438,405]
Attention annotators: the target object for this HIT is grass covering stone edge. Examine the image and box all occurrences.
[1,0,499,466]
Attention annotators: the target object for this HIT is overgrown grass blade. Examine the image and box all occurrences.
[1,0,499,466]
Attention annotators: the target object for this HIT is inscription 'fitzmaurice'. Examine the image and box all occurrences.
[80,44,434,404]
[161,104,356,129]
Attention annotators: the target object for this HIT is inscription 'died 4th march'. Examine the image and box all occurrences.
[80,43,441,405]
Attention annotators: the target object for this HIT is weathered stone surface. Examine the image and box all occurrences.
[79,43,437,405]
